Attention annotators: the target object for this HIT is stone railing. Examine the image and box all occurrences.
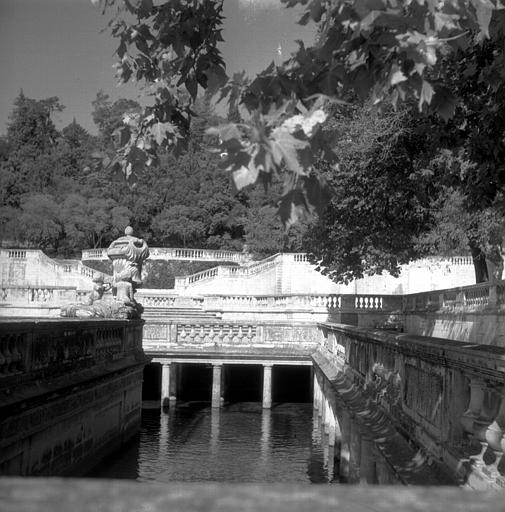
[318,322,505,489]
[401,281,505,311]
[136,290,204,309]
[0,286,79,305]
[142,319,319,353]
[202,293,342,310]
[82,247,251,265]
[0,318,144,384]
[137,290,403,315]
[173,253,300,289]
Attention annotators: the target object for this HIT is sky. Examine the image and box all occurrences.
[0,0,315,135]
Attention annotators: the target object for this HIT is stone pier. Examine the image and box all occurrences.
[262,364,273,409]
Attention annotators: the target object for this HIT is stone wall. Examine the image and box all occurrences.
[0,250,96,290]
[3,478,505,512]
[0,318,146,476]
[174,253,476,296]
[317,322,505,490]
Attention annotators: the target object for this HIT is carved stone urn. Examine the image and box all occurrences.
[107,226,150,311]
[61,226,149,319]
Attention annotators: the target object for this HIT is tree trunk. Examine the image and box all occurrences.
[485,244,504,283]
[469,244,489,283]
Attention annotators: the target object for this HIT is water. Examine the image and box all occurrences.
[91,402,333,483]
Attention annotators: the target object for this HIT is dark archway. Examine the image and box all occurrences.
[178,364,212,402]
[224,364,262,403]
[272,365,312,403]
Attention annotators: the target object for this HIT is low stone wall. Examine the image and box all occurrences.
[143,319,320,357]
[2,478,504,512]
[0,319,146,476]
[404,310,505,346]
[317,322,505,490]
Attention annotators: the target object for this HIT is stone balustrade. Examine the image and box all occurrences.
[402,281,505,311]
[82,247,251,264]
[317,322,505,489]
[202,293,342,310]
[0,318,144,384]
[138,290,402,312]
[0,286,79,306]
[143,319,319,354]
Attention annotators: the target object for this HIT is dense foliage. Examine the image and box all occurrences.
[90,0,505,283]
[0,91,304,258]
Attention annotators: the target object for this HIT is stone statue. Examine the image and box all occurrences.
[87,275,111,305]
[61,226,149,319]
[107,226,150,308]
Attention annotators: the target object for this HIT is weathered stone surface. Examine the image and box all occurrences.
[1,479,504,512]
[0,319,146,476]
[317,322,505,489]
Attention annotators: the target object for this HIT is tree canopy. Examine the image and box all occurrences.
[88,0,505,282]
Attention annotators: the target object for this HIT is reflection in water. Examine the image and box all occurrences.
[90,402,398,484]
[91,403,335,483]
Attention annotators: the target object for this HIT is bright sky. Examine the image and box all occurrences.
[0,0,314,135]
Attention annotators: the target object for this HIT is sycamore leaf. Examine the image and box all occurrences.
[151,122,175,145]
[232,164,259,190]
[471,0,495,38]
[303,174,331,215]
[431,86,457,121]
[390,69,407,86]
[207,123,241,142]
[278,189,309,227]
[418,80,434,110]
[271,127,309,174]
[206,65,228,95]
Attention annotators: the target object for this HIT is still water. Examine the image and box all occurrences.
[91,402,333,483]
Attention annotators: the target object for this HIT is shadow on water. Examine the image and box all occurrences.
[89,402,334,484]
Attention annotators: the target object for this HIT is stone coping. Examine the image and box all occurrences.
[0,317,144,327]
[1,478,503,511]
[319,322,505,378]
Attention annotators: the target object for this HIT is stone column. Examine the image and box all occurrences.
[212,363,223,408]
[161,363,173,408]
[169,363,177,404]
[262,364,273,409]
[339,409,351,481]
[349,418,362,483]
[313,372,321,411]
[359,437,377,484]
[327,402,337,447]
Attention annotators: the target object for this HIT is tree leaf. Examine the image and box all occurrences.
[232,164,259,190]
[271,127,309,174]
[431,86,457,121]
[471,0,494,38]
[418,80,434,110]
[151,122,175,145]
[277,189,308,227]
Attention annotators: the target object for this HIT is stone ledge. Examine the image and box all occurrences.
[1,478,502,512]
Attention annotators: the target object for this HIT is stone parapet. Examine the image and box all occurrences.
[143,319,319,356]
[2,478,504,511]
[0,318,144,390]
[318,322,505,489]
[0,318,146,476]
[82,246,251,265]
